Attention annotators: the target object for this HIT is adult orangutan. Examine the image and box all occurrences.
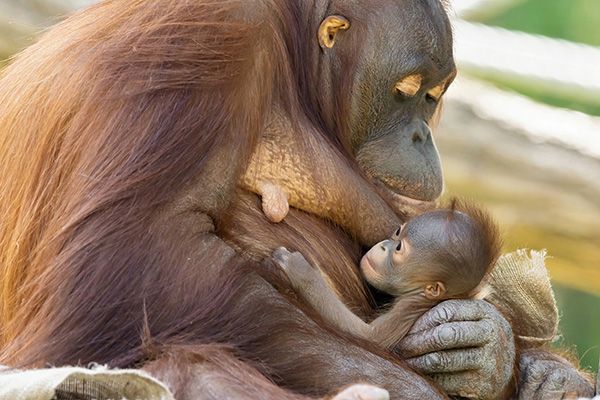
[0,0,593,399]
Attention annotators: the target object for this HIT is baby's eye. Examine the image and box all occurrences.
[395,241,402,251]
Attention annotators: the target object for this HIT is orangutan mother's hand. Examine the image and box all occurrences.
[517,348,594,400]
[396,300,515,399]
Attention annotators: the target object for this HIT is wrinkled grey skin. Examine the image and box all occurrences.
[517,349,595,400]
[397,300,514,399]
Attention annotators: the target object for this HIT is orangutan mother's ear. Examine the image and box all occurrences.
[318,15,350,49]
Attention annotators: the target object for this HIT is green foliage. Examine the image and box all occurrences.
[474,0,600,47]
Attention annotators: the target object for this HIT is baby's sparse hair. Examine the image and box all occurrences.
[439,198,502,298]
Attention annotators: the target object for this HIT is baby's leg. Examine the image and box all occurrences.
[259,181,289,223]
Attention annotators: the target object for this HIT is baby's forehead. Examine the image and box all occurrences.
[404,210,474,241]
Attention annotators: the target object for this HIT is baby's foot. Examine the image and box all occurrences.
[260,181,289,223]
[331,384,390,400]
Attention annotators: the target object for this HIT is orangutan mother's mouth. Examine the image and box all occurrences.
[384,187,431,205]
[371,179,437,214]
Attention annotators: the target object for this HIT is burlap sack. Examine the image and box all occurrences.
[0,365,173,400]
[486,249,559,346]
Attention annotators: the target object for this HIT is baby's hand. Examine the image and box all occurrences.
[272,247,323,290]
[260,182,289,223]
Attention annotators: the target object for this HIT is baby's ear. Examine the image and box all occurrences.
[424,282,446,300]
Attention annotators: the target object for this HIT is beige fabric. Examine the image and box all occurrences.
[0,365,174,400]
[486,249,559,346]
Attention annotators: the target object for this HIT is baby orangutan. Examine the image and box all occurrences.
[272,200,502,349]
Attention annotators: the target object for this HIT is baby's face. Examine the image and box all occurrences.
[360,226,418,295]
[360,211,451,295]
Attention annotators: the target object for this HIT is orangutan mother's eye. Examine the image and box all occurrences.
[394,74,422,97]
[426,84,444,104]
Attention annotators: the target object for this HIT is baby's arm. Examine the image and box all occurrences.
[272,247,429,349]
[272,247,371,339]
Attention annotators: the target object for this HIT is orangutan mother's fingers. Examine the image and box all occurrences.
[406,348,486,374]
[398,321,493,358]
[407,299,496,334]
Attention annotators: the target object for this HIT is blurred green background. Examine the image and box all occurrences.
[477,0,600,46]
[0,0,598,374]
[467,0,600,116]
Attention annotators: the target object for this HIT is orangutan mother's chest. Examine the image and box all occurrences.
[217,192,375,318]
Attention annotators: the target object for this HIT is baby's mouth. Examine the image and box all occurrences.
[360,256,377,276]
